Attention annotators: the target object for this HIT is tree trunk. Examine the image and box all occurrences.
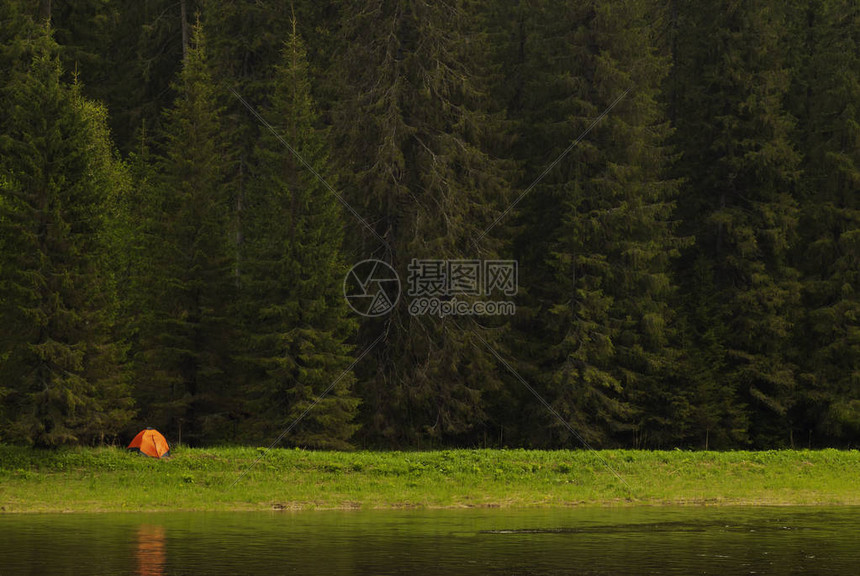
[39,0,51,22]
[180,0,189,60]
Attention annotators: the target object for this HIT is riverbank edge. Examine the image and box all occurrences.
[1,446,858,513]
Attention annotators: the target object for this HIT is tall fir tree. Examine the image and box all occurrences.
[331,0,512,447]
[240,20,360,449]
[131,21,236,444]
[672,0,802,447]
[498,0,688,448]
[0,25,132,446]
[789,0,860,445]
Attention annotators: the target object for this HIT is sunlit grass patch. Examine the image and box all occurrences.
[0,446,857,512]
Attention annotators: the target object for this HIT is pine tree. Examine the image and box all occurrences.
[501,0,688,448]
[131,21,236,444]
[789,0,860,445]
[672,0,802,447]
[0,26,132,446]
[240,20,360,449]
[331,0,512,446]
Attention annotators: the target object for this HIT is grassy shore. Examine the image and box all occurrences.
[0,446,857,512]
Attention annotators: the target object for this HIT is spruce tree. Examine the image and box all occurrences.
[241,20,360,449]
[0,27,132,446]
[131,21,236,444]
[789,0,860,445]
[331,0,512,446]
[502,0,688,447]
[672,0,802,447]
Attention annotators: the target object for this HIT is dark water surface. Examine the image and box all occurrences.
[0,506,857,575]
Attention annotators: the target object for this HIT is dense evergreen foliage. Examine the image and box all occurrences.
[240,20,360,448]
[0,24,131,446]
[126,21,237,446]
[0,0,857,448]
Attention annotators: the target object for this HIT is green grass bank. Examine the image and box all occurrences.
[1,447,857,513]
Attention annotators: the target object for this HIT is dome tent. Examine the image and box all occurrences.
[127,428,171,458]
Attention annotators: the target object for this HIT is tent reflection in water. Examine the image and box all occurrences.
[127,428,171,458]
[136,524,166,576]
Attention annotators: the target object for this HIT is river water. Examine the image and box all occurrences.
[0,506,857,575]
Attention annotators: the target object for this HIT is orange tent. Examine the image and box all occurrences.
[128,428,171,458]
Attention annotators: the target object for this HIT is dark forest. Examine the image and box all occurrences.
[1,0,857,450]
